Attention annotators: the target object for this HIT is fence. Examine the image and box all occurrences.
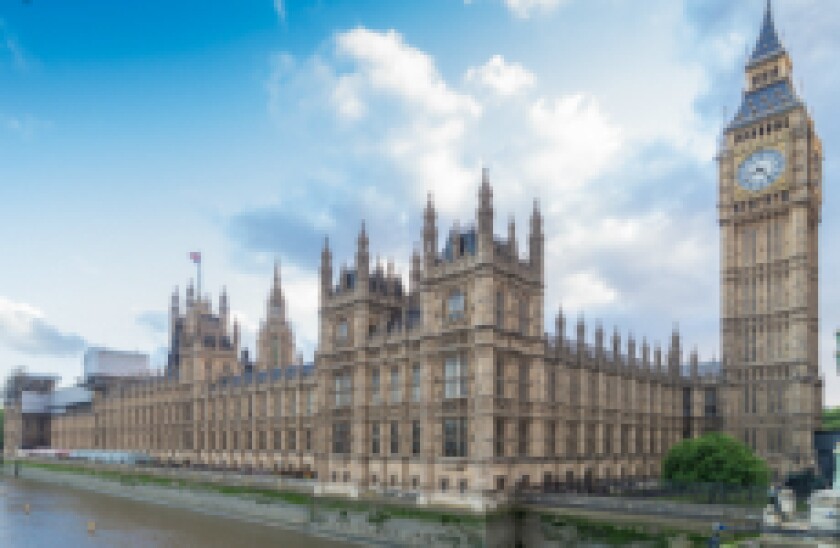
[517,478,767,507]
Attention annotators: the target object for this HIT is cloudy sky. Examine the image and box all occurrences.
[1,0,839,402]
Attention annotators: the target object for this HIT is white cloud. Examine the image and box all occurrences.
[273,0,286,22]
[525,95,623,193]
[2,114,51,139]
[465,55,535,96]
[504,0,567,19]
[0,296,87,356]
[557,270,619,311]
[259,24,723,367]
[335,28,481,118]
[332,76,366,120]
[0,18,26,69]
[265,53,295,118]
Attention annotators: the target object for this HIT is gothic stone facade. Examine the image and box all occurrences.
[6,2,821,493]
[12,172,721,500]
[718,2,822,477]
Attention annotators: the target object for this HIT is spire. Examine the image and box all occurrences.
[529,198,543,279]
[219,285,229,313]
[477,167,493,252]
[320,236,333,299]
[270,260,283,307]
[423,193,437,265]
[358,220,368,250]
[748,0,784,67]
[507,215,517,257]
[356,220,370,288]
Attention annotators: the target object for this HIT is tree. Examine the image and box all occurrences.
[822,407,840,430]
[0,407,4,451]
[662,433,770,487]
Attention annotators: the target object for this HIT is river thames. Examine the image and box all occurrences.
[0,476,354,547]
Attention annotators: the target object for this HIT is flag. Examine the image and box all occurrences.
[189,251,201,264]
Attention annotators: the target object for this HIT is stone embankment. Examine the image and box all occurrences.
[4,459,757,546]
[4,460,504,547]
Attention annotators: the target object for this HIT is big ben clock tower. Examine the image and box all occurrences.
[719,0,823,478]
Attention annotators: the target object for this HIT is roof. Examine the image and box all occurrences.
[748,1,785,68]
[727,79,801,131]
[443,227,477,261]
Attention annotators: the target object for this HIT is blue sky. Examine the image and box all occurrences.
[1,0,839,402]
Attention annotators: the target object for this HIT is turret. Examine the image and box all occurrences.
[668,324,681,378]
[320,237,332,300]
[219,286,229,326]
[627,332,636,369]
[594,322,604,363]
[410,247,421,292]
[529,199,543,281]
[641,337,650,370]
[169,287,180,337]
[611,327,620,364]
[423,193,437,269]
[690,348,699,379]
[356,221,370,293]
[477,168,494,260]
[507,216,517,258]
[654,344,662,374]
[576,315,586,358]
[555,306,565,351]
[186,279,195,308]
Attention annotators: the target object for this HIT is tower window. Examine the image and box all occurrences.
[337,320,348,341]
[519,298,529,335]
[412,420,421,455]
[443,417,468,457]
[495,355,504,398]
[371,422,380,454]
[447,290,465,321]
[444,355,467,399]
[371,367,380,404]
[411,363,421,402]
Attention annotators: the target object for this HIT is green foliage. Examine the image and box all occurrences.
[0,407,4,450]
[662,433,770,487]
[822,407,840,430]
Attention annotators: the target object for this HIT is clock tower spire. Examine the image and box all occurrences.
[718,0,823,478]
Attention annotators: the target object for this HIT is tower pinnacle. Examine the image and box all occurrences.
[748,0,784,67]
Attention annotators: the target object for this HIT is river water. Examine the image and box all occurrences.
[0,476,354,548]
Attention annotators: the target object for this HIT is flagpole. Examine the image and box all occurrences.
[196,254,202,303]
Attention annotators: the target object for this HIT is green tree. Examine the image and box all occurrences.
[662,433,770,487]
[0,407,4,450]
[822,407,840,430]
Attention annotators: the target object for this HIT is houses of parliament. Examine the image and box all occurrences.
[3,2,824,500]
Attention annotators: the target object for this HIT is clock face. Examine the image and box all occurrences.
[737,149,785,192]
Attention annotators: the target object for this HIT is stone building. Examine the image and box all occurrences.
[4,1,822,494]
[5,172,721,502]
[3,372,58,453]
[717,0,823,477]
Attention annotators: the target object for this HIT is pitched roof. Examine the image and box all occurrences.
[727,79,801,131]
[748,0,785,67]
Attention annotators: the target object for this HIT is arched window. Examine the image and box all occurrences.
[446,290,465,321]
[495,291,504,329]
[336,319,349,341]
[519,298,529,335]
